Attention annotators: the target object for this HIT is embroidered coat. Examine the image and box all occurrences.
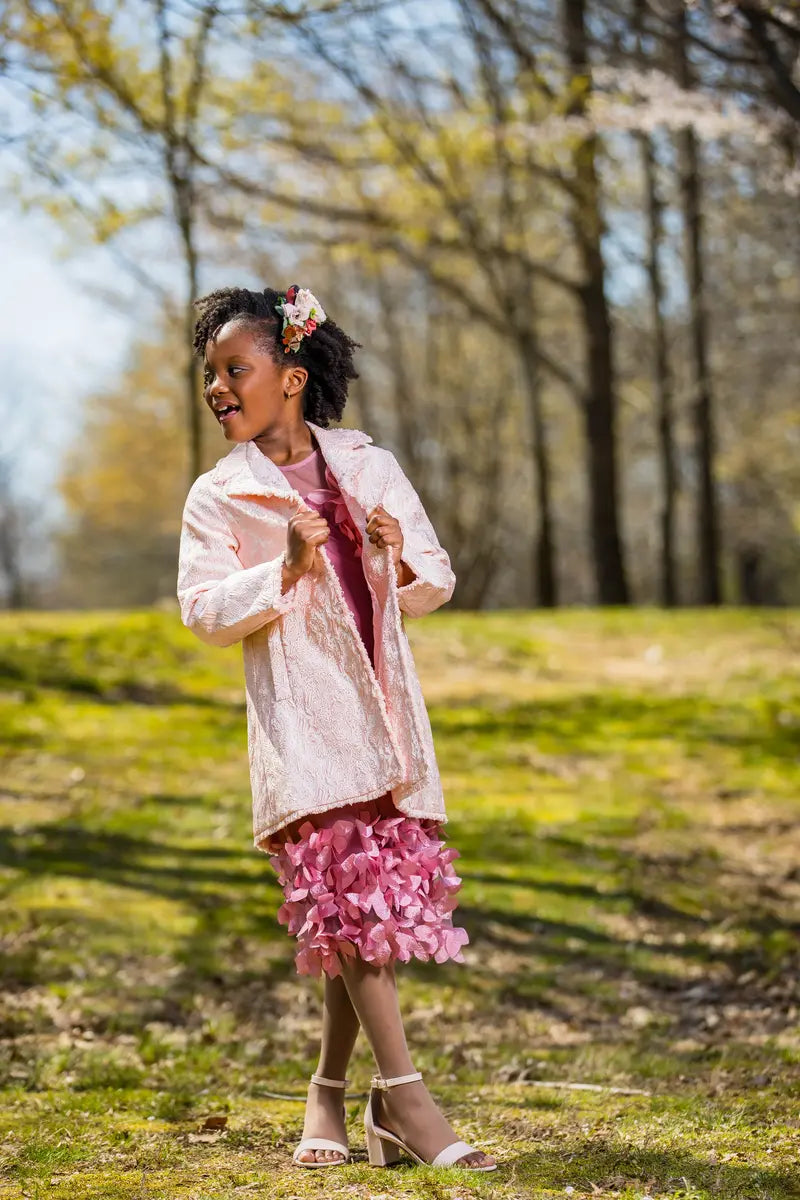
[176,420,456,852]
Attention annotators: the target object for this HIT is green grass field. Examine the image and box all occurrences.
[1,608,798,1200]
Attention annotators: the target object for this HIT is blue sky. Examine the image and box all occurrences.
[0,209,133,506]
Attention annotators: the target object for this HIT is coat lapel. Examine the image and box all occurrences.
[215,421,374,504]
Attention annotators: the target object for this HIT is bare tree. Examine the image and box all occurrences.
[634,0,678,605]
[672,0,722,603]
[0,461,27,609]
[563,0,630,603]
[710,1,800,126]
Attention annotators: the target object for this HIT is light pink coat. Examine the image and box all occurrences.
[176,420,456,852]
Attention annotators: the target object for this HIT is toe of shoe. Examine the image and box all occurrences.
[293,1139,349,1165]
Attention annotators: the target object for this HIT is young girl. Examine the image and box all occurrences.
[177,284,496,1172]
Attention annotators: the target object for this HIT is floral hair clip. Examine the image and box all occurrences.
[274,285,327,354]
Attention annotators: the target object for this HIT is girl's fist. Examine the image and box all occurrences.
[285,504,329,578]
[366,503,403,566]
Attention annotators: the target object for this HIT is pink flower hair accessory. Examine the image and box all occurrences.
[274,284,327,354]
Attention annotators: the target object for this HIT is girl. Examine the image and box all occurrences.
[177,284,496,1172]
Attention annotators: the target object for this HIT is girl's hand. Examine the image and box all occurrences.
[285,504,329,580]
[366,503,403,565]
[366,504,417,587]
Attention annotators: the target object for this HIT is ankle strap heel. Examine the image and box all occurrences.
[363,1069,497,1171]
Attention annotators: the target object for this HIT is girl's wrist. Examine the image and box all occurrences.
[281,561,305,593]
[394,558,417,588]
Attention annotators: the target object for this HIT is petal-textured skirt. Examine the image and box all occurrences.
[268,791,470,978]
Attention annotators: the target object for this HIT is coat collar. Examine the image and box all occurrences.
[212,420,373,501]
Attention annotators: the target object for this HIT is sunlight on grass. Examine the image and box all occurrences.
[1,608,798,1199]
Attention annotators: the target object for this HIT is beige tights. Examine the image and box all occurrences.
[297,956,494,1168]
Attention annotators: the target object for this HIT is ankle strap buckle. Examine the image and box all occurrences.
[370,1071,422,1090]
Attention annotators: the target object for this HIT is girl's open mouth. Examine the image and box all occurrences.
[217,405,240,422]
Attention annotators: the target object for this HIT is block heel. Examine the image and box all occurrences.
[362,1070,497,1171]
[365,1120,403,1166]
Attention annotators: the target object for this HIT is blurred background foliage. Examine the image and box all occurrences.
[0,0,798,610]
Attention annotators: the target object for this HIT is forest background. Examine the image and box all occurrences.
[0,0,798,612]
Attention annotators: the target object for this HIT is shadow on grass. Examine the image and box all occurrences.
[431,690,800,764]
[462,868,713,923]
[0,820,268,895]
[0,649,242,707]
[0,617,244,708]
[2,806,797,999]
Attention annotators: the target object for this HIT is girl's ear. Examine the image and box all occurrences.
[284,365,309,393]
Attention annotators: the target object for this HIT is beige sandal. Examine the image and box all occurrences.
[292,1073,350,1168]
[364,1070,497,1170]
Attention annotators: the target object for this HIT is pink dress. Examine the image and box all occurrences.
[276,445,376,664]
[266,443,469,979]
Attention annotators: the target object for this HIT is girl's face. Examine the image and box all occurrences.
[203,320,307,442]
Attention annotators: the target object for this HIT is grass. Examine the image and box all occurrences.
[0,606,798,1200]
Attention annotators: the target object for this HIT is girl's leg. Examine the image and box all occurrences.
[296,972,361,1164]
[277,803,369,1163]
[337,955,495,1168]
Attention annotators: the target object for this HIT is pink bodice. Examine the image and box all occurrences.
[277,445,376,665]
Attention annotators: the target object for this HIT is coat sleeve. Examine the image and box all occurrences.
[382,451,456,619]
[177,478,300,648]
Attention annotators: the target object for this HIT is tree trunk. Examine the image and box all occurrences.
[375,269,420,474]
[673,1,722,604]
[519,330,557,607]
[155,0,206,489]
[563,0,630,604]
[0,459,28,609]
[640,130,679,606]
[737,545,763,606]
[0,512,25,609]
[178,204,202,486]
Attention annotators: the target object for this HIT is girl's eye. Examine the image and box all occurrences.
[202,363,243,391]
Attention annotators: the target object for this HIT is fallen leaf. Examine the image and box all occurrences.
[201,1115,228,1130]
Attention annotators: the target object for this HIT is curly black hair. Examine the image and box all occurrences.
[193,285,362,427]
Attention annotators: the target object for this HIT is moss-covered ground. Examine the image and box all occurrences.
[1,608,798,1199]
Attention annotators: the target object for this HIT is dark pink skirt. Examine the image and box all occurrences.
[268,791,470,978]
